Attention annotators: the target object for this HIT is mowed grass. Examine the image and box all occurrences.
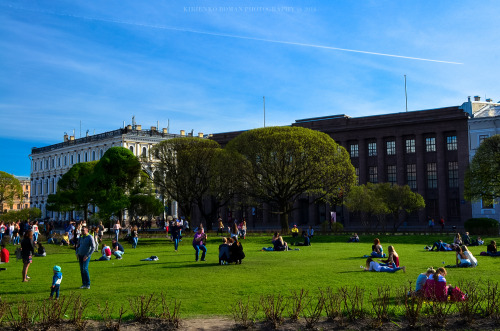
[1,232,499,319]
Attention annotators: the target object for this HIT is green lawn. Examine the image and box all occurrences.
[1,233,499,319]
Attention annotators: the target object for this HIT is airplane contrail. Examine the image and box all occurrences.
[6,4,463,65]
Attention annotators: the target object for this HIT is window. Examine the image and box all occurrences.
[70,155,74,164]
[45,159,49,169]
[77,153,81,163]
[447,135,457,150]
[368,142,377,157]
[58,157,61,167]
[40,161,42,170]
[355,167,359,185]
[387,165,397,184]
[129,146,134,154]
[448,162,459,188]
[51,158,54,168]
[406,139,415,153]
[426,137,436,152]
[100,149,104,158]
[479,134,489,145]
[34,162,37,171]
[427,163,437,188]
[64,156,67,166]
[92,151,96,161]
[482,198,494,209]
[407,164,417,189]
[142,147,147,157]
[84,152,88,162]
[369,166,378,183]
[350,144,358,157]
[386,141,396,155]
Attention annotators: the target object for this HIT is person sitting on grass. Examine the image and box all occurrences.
[363,257,405,273]
[455,246,471,268]
[219,237,230,265]
[486,240,500,256]
[292,231,311,246]
[34,242,46,257]
[273,234,288,251]
[291,225,299,238]
[230,237,245,264]
[378,245,399,268]
[59,232,69,246]
[347,233,359,243]
[370,238,385,258]
[0,244,9,264]
[462,232,471,246]
[424,267,448,301]
[414,267,435,296]
[470,236,484,246]
[111,239,125,260]
[453,233,462,246]
[95,243,112,261]
[461,245,477,267]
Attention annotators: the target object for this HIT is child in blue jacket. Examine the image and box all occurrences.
[50,265,63,299]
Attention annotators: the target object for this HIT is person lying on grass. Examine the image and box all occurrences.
[363,257,405,273]
[426,240,457,251]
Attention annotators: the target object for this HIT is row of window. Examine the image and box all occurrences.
[32,177,59,196]
[349,135,457,158]
[33,149,106,172]
[357,161,459,189]
[33,144,152,172]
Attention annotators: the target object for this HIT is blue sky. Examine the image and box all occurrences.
[1,0,499,176]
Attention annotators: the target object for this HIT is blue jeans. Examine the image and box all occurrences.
[379,263,401,273]
[193,245,207,261]
[113,250,124,258]
[458,261,471,267]
[174,238,180,250]
[97,256,110,261]
[431,242,445,251]
[33,232,39,242]
[50,285,60,298]
[132,237,138,248]
[115,230,120,242]
[78,255,91,287]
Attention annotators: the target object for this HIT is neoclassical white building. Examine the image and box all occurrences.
[462,96,500,222]
[30,123,205,220]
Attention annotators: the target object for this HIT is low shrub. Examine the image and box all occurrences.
[464,217,499,235]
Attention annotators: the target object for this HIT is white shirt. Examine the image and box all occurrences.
[463,251,477,267]
[369,261,382,272]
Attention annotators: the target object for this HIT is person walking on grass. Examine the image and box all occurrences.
[50,265,63,299]
[113,220,121,242]
[76,225,95,289]
[193,227,207,262]
[21,230,35,282]
[131,225,139,249]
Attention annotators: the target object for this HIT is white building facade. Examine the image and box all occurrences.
[30,124,203,220]
[463,97,500,221]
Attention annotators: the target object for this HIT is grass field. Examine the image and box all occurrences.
[1,232,499,319]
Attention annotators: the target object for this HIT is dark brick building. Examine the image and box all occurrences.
[210,106,471,230]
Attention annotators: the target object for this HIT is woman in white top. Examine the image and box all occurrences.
[455,246,471,267]
[113,220,121,242]
[461,245,477,267]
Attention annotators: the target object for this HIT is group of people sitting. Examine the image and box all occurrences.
[94,239,125,261]
[363,245,406,273]
[426,233,484,252]
[218,237,245,265]
[414,267,466,301]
